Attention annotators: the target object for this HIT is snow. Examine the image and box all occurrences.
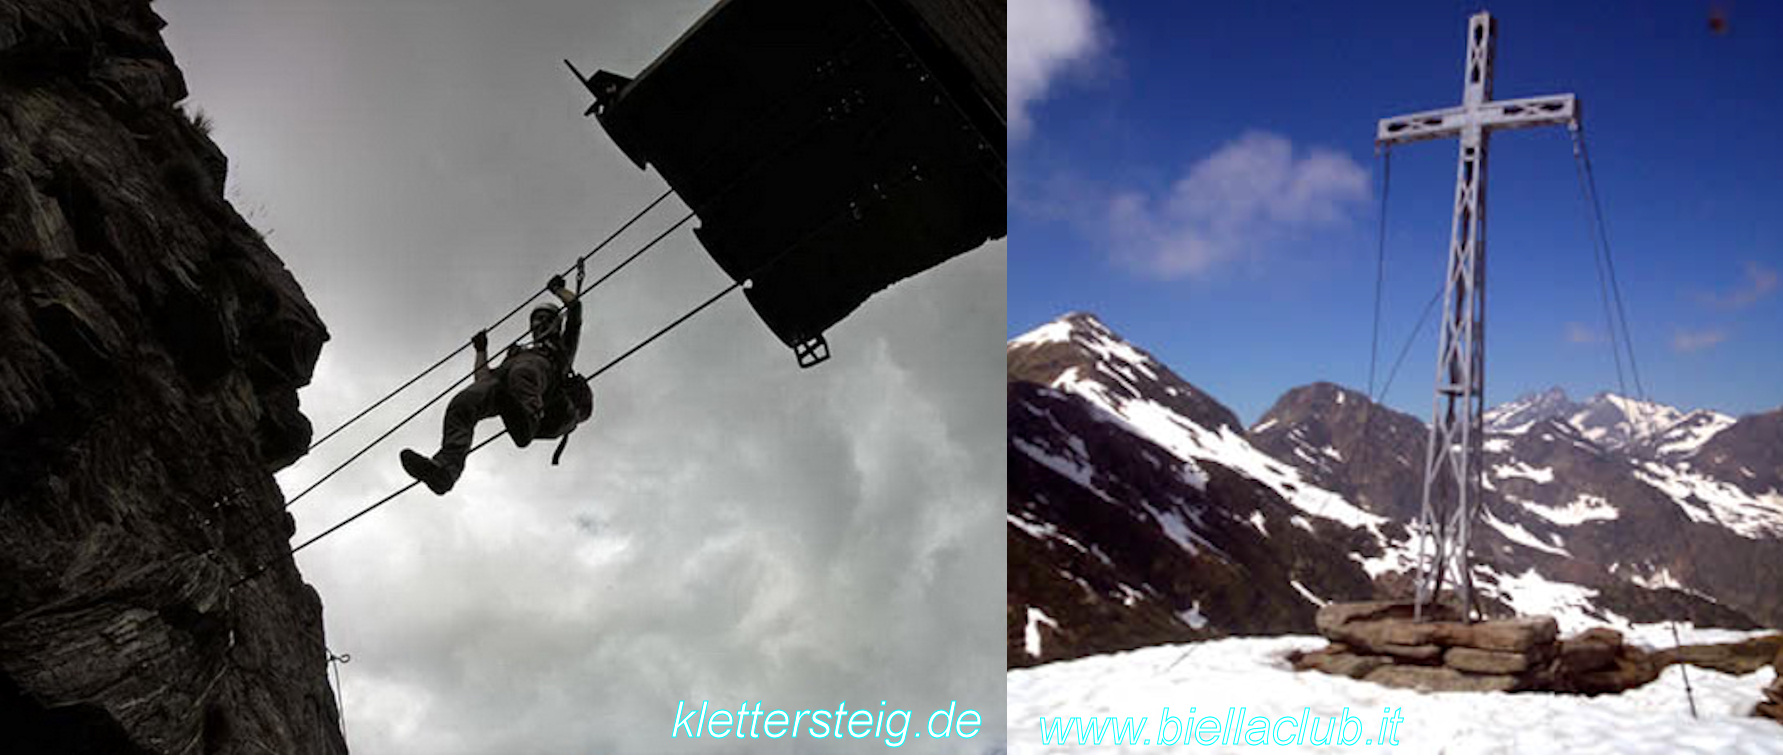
[1010,320,1075,347]
[1178,601,1209,630]
[1621,624,1779,649]
[1491,460,1554,484]
[1482,437,1512,453]
[1290,579,1326,607]
[1494,419,1538,435]
[1008,637,1783,754]
[1491,567,1619,632]
[1357,532,1420,580]
[1601,393,1686,441]
[1144,505,1226,560]
[1482,509,1570,557]
[1024,607,1059,658]
[1248,511,1268,536]
[1634,460,1783,539]
[1252,418,1280,434]
[1049,367,1386,537]
[1629,566,1688,592]
[1116,584,1145,607]
[1521,492,1620,526]
[1012,436,1114,503]
[1179,459,1210,491]
[1009,513,1094,556]
[1089,544,1115,568]
[1080,333,1162,383]
[1480,566,1775,649]
[1653,411,1736,457]
[1320,445,1344,462]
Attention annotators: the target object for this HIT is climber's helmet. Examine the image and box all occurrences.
[530,302,561,341]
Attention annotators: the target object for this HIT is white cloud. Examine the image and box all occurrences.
[1564,322,1601,344]
[1104,131,1370,279]
[1700,260,1778,309]
[1008,0,1104,142]
[1672,327,1729,353]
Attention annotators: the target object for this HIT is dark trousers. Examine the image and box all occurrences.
[434,352,550,478]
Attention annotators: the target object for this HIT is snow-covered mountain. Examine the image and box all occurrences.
[1483,386,1583,434]
[1008,312,1783,669]
[1485,386,1734,457]
[1635,408,1740,461]
[1007,313,1388,666]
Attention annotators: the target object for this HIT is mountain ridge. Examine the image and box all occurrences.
[1007,310,1781,668]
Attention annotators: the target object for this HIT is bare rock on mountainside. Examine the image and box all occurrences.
[1008,316,1382,668]
[1008,310,1780,670]
[0,0,340,751]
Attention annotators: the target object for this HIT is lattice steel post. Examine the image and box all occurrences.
[1375,11,1580,622]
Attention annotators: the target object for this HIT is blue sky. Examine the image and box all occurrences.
[1010,0,1783,424]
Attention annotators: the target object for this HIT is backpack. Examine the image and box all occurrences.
[541,371,594,465]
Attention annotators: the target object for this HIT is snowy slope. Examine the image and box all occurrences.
[1644,409,1740,460]
[1009,311,1781,671]
[1484,387,1581,435]
[1008,637,1783,754]
[1569,393,1687,449]
[1256,380,1781,631]
[1007,316,1390,664]
[1012,315,1387,535]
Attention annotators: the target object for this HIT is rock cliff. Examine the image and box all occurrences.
[1,0,342,750]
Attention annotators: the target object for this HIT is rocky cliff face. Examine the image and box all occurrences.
[0,0,342,751]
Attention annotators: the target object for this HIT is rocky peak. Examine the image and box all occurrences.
[1008,311,1243,435]
[1689,407,1783,497]
[1567,392,1686,450]
[1485,388,1719,455]
[1250,382,1429,520]
[1,0,341,751]
[1484,386,1583,434]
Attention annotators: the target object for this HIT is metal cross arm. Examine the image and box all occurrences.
[1377,93,1579,147]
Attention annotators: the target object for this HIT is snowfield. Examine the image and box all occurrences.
[1009,637,1783,754]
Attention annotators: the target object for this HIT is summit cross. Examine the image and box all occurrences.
[1375,10,1580,622]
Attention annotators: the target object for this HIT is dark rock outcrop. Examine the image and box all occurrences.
[1,0,340,751]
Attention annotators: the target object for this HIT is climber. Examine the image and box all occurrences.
[400,273,594,494]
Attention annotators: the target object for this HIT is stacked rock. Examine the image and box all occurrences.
[1296,601,1560,692]
[1549,627,1664,694]
[1297,602,1671,694]
[1757,648,1783,723]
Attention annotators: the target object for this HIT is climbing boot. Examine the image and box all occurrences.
[401,449,456,495]
[497,391,540,448]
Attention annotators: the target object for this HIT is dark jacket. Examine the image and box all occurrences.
[521,299,587,439]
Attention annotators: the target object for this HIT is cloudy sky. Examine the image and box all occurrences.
[162,1,1006,752]
[1010,0,1783,423]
